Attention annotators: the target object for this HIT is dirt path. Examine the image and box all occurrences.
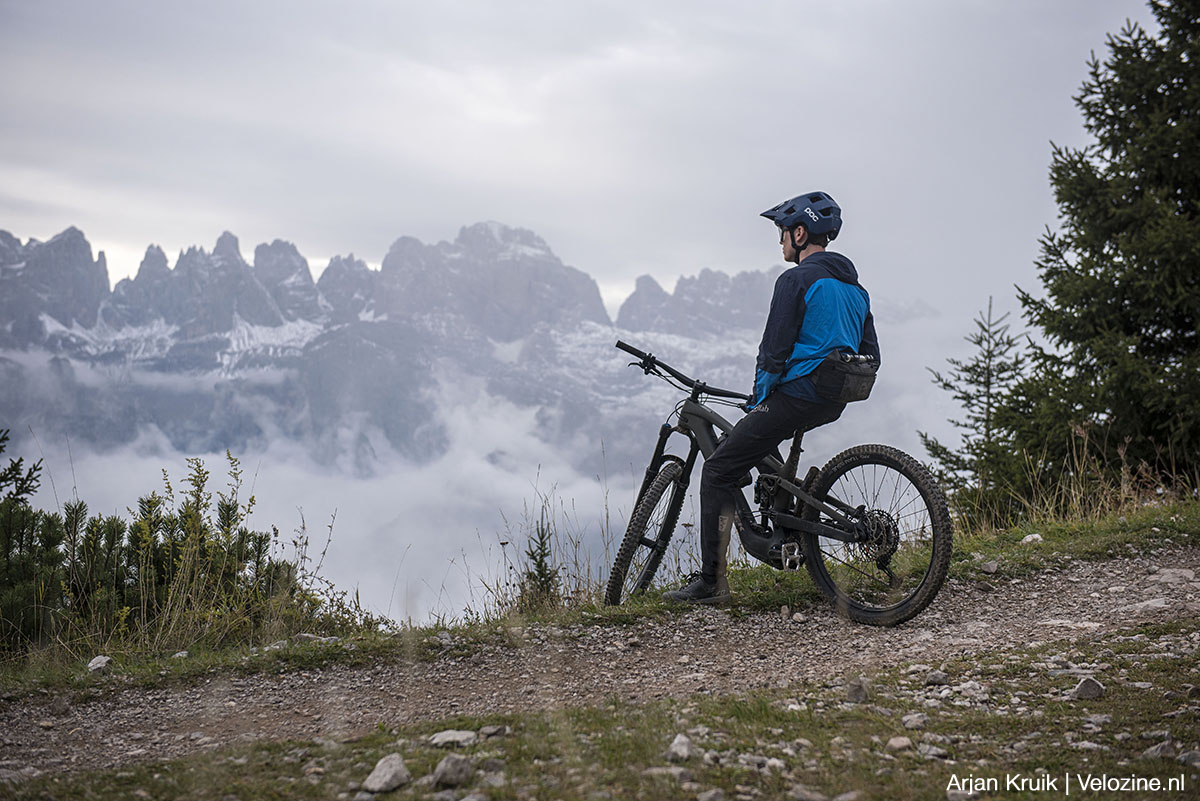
[2,547,1199,777]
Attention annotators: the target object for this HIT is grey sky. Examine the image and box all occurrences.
[1,0,1156,317]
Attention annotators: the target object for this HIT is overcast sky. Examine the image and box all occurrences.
[0,0,1157,316]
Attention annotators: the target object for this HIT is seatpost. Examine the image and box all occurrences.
[783,432,804,482]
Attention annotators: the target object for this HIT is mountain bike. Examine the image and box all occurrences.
[605,340,952,626]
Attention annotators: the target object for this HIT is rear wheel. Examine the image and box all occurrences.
[605,459,685,605]
[801,444,952,626]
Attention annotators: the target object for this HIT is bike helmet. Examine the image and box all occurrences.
[761,191,842,240]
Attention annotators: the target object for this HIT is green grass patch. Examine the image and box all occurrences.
[950,500,1200,581]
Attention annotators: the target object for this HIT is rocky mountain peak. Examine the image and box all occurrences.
[615,275,670,331]
[136,245,170,283]
[372,222,609,341]
[380,236,437,279]
[0,230,23,263]
[455,221,554,262]
[253,240,324,322]
[0,227,110,333]
[213,231,243,265]
[617,266,780,338]
[318,254,376,323]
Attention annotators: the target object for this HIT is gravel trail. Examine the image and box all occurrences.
[2,547,1198,777]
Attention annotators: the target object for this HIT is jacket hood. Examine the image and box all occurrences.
[805,250,859,285]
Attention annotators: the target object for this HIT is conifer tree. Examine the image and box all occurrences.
[920,298,1026,525]
[1007,0,1200,480]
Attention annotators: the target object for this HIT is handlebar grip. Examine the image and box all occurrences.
[615,340,650,361]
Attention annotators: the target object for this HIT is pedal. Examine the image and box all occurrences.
[780,542,804,571]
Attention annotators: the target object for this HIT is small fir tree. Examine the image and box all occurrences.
[517,508,559,612]
[920,298,1026,526]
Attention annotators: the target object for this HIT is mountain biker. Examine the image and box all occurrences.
[664,191,881,604]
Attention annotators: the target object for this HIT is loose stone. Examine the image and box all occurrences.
[429,729,478,748]
[665,733,698,763]
[87,656,113,674]
[362,753,411,793]
[846,676,870,704]
[433,753,474,787]
[1070,677,1106,700]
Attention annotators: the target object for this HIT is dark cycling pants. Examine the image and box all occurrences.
[698,391,844,582]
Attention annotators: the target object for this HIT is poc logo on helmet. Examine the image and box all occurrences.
[804,207,820,222]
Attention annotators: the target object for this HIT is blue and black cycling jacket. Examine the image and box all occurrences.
[751,251,881,408]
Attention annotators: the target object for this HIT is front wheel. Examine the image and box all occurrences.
[605,459,685,605]
[801,444,952,626]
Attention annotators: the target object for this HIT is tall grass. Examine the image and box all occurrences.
[940,426,1198,534]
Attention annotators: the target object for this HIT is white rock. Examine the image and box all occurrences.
[980,560,1000,574]
[902,713,928,730]
[886,736,913,752]
[362,753,411,793]
[1021,533,1043,544]
[665,733,698,763]
[87,656,113,674]
[171,651,188,659]
[429,729,478,748]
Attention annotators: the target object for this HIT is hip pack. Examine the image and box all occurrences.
[812,349,879,404]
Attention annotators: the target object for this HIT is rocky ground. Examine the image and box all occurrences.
[1,547,1199,788]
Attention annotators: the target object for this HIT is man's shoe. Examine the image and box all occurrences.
[662,574,731,605]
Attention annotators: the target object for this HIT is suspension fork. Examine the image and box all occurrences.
[631,423,700,513]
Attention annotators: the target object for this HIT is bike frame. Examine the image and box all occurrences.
[631,385,871,569]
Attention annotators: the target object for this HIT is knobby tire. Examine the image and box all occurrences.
[605,459,685,605]
[801,444,952,626]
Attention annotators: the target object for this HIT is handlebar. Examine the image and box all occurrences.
[616,340,752,402]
